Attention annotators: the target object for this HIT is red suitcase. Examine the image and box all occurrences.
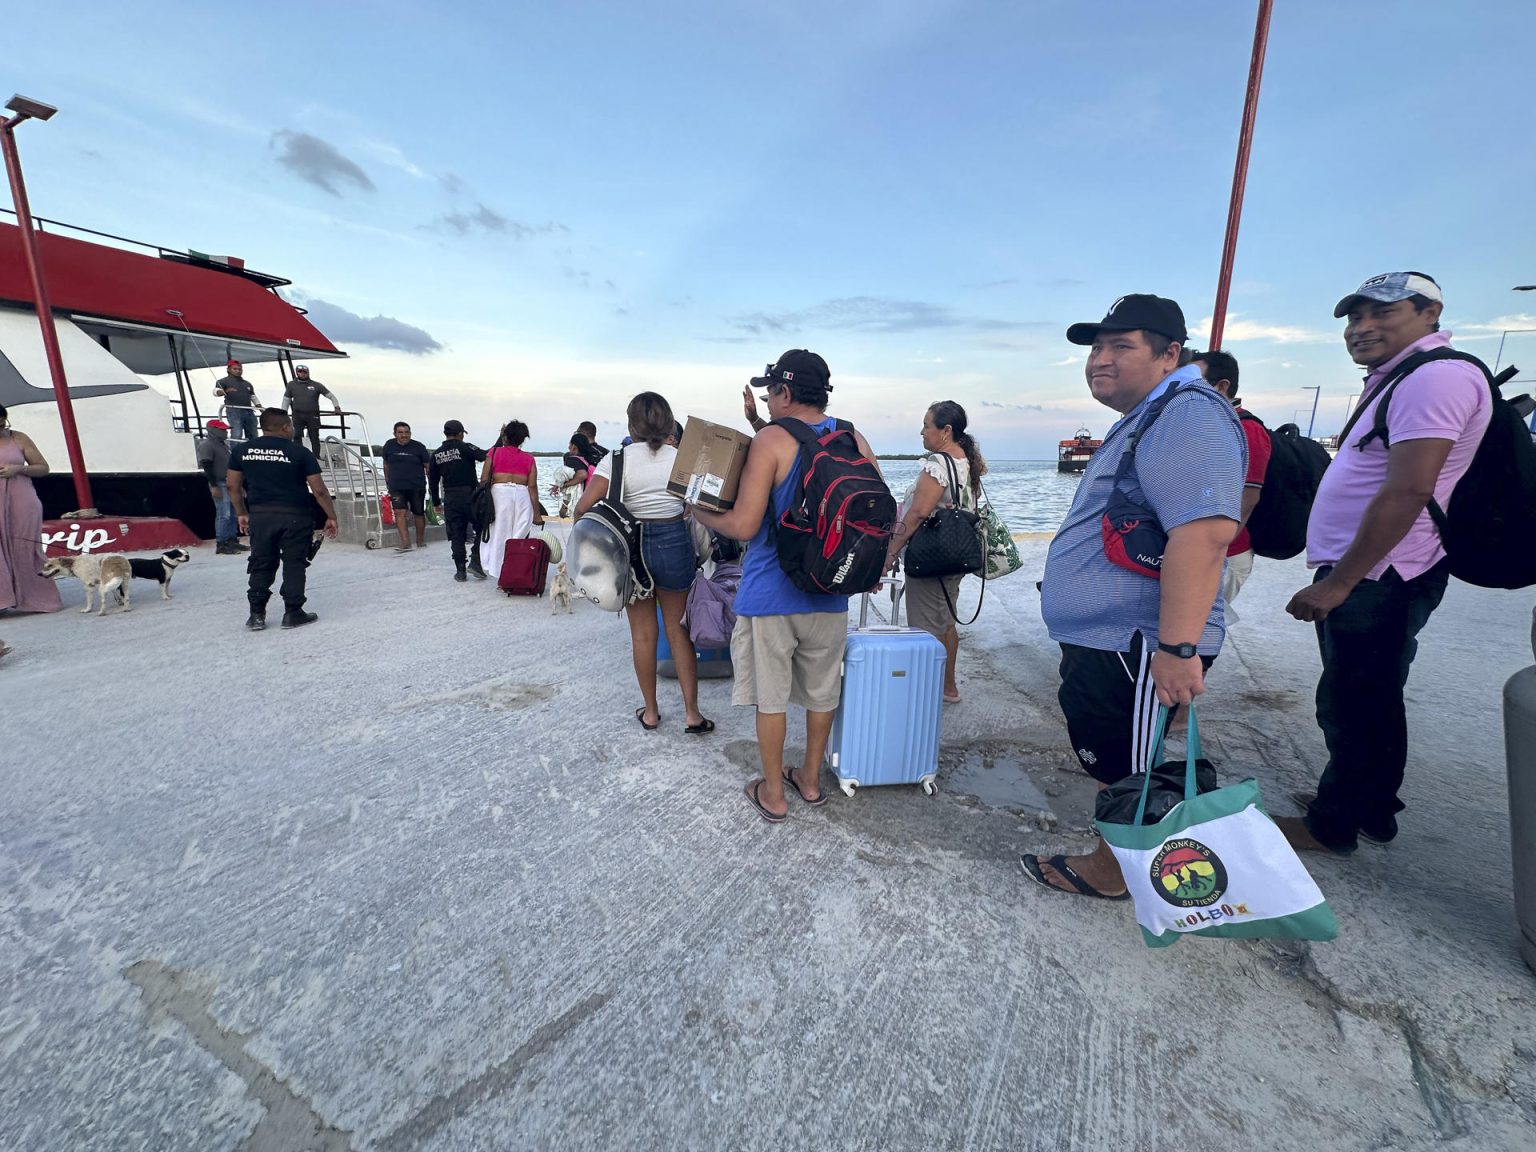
[498,538,551,596]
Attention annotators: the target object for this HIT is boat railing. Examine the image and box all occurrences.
[316,412,385,550]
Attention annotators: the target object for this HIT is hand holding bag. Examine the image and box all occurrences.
[1096,706,1339,948]
[904,454,984,580]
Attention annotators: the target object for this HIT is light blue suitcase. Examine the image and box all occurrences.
[826,581,947,797]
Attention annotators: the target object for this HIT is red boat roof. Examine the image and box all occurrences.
[0,221,344,374]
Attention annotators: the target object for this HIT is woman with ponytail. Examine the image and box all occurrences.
[884,400,986,703]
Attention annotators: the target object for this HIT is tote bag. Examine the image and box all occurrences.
[1096,706,1338,948]
[904,454,985,580]
[981,499,1023,580]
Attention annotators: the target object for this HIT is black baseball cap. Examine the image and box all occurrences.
[1066,294,1188,346]
[750,349,833,394]
[443,419,466,436]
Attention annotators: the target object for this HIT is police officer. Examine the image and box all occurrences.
[227,408,338,631]
[282,364,341,456]
[429,419,489,581]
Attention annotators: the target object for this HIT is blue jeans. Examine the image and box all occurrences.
[1305,561,1450,851]
[225,407,259,441]
[639,519,697,592]
[213,481,236,543]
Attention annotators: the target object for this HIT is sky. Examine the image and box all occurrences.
[7,0,1536,457]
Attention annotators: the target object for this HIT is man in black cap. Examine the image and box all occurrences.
[282,365,341,456]
[227,408,339,631]
[430,419,489,581]
[1022,295,1245,900]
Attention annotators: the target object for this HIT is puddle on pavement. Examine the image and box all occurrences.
[941,749,1056,825]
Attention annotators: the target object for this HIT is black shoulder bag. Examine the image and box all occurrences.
[903,453,987,624]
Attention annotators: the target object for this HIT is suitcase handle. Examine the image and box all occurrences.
[859,575,906,628]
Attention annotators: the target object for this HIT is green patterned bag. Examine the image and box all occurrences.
[981,501,1023,580]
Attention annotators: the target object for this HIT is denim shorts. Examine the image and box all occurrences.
[640,518,696,592]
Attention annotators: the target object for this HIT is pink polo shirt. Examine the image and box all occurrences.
[1306,331,1491,580]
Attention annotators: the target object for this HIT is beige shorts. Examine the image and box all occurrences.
[904,574,964,640]
[1222,549,1255,625]
[730,611,847,714]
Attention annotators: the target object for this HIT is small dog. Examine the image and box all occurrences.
[548,562,574,613]
[42,553,134,615]
[122,548,192,601]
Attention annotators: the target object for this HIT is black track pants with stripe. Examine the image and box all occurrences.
[1057,631,1214,786]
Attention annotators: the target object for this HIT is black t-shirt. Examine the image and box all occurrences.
[590,441,610,462]
[430,439,487,498]
[229,435,320,508]
[381,438,432,490]
[563,452,590,475]
[215,375,257,408]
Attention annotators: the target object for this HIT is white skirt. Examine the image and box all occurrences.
[484,484,534,580]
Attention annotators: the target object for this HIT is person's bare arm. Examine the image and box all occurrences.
[1151,516,1239,706]
[886,471,945,569]
[689,427,785,540]
[573,472,608,517]
[1238,486,1261,528]
[227,468,248,532]
[1286,437,1453,623]
[0,432,49,478]
[528,459,543,525]
[306,474,339,538]
[742,385,766,432]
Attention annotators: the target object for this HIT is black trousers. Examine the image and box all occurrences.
[442,487,480,569]
[291,413,322,456]
[247,507,313,613]
[1058,631,1215,786]
[1305,561,1450,851]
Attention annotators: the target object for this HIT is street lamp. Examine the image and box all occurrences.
[0,93,97,516]
[1300,385,1321,439]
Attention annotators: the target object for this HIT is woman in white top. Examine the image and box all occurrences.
[884,400,986,704]
[576,393,713,735]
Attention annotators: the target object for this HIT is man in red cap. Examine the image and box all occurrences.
[213,360,261,442]
[196,418,245,553]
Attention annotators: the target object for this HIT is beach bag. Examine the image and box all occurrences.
[1096,707,1338,947]
[1100,386,1191,579]
[771,417,897,596]
[981,499,1024,580]
[1342,348,1535,589]
[686,560,741,650]
[571,447,653,610]
[904,454,985,580]
[1238,414,1331,561]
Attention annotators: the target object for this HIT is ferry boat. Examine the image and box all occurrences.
[0,214,347,542]
[1057,428,1101,473]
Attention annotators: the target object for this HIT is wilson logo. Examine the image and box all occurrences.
[832,551,856,585]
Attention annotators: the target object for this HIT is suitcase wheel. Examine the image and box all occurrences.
[920,776,937,797]
[840,779,858,798]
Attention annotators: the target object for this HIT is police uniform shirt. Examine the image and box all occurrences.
[429,440,487,500]
[230,436,321,508]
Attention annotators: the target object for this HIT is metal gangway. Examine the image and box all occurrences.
[315,411,386,549]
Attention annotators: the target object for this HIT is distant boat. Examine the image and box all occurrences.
[1057,428,1101,473]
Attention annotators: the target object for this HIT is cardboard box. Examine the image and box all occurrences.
[667,416,753,510]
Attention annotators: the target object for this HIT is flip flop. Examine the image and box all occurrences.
[683,718,715,735]
[745,779,787,824]
[1019,854,1130,901]
[634,707,660,731]
[786,766,828,807]
[943,691,961,704]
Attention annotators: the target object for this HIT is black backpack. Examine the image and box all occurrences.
[1239,413,1332,560]
[771,417,897,596]
[1339,347,1533,589]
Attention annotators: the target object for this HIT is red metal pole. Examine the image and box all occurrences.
[0,116,98,514]
[1209,0,1274,352]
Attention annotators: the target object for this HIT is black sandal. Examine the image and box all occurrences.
[1019,854,1130,900]
[635,707,660,731]
[683,718,715,735]
[786,766,828,807]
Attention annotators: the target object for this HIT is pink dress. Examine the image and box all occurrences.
[0,433,62,613]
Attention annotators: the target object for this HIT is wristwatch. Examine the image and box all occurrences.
[1156,640,1198,659]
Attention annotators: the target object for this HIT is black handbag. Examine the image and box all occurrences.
[904,454,984,580]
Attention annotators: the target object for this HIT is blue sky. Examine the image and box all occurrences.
[8,0,1536,456]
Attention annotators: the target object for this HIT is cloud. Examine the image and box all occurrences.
[1449,313,1536,337]
[963,277,1019,290]
[1049,355,1085,367]
[1189,314,1334,345]
[435,203,568,239]
[438,172,468,195]
[293,295,442,355]
[728,296,1049,336]
[271,130,375,196]
[979,400,1045,412]
[1039,276,1087,290]
[360,140,425,178]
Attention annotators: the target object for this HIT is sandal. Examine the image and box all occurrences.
[1019,854,1130,900]
[786,766,828,807]
[745,779,787,824]
[634,707,660,731]
[943,691,961,704]
[683,718,715,735]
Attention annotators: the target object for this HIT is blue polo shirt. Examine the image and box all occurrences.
[1041,366,1245,655]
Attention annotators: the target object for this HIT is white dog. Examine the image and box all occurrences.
[42,553,134,615]
[548,562,574,613]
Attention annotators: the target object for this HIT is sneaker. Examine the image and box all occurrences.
[245,612,266,631]
[454,570,468,583]
[235,543,251,552]
[280,609,318,629]
[216,542,240,555]
[467,563,487,580]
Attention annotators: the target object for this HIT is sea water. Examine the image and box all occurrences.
[877,459,1079,535]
